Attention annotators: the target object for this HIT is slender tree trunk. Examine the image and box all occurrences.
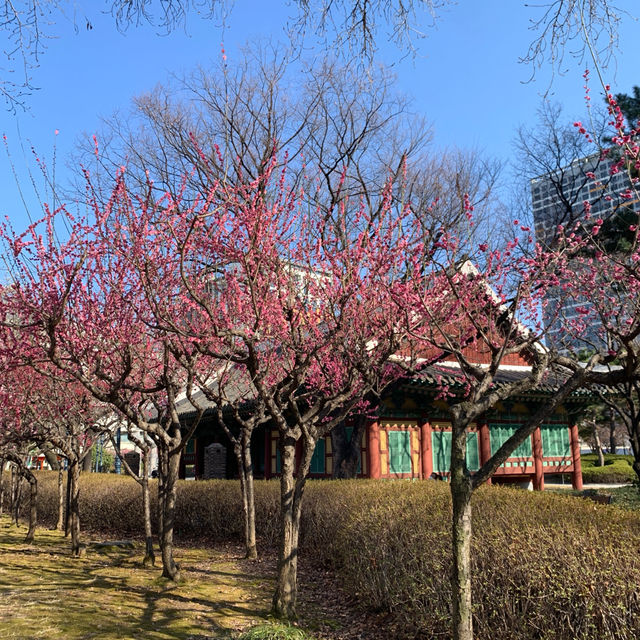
[69,460,82,556]
[609,421,617,454]
[332,421,364,479]
[141,452,155,566]
[12,469,22,527]
[55,466,65,530]
[64,465,72,537]
[160,448,181,581]
[272,435,314,619]
[592,421,605,467]
[450,424,474,640]
[157,447,167,552]
[237,436,258,560]
[629,421,640,485]
[0,458,5,515]
[24,472,37,543]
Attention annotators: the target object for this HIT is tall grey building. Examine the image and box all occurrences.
[531,152,639,350]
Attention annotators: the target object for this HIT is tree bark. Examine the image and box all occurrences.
[629,420,640,485]
[450,424,474,640]
[12,468,22,527]
[55,466,65,530]
[609,420,618,454]
[69,459,82,556]
[272,434,314,619]
[24,470,37,543]
[0,458,5,515]
[331,421,364,479]
[592,421,605,467]
[236,435,258,560]
[42,446,60,471]
[64,464,72,537]
[141,451,156,566]
[159,447,181,581]
[157,446,167,552]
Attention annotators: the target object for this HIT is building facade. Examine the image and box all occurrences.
[531,152,639,348]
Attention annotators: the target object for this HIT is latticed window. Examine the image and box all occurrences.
[489,423,532,458]
[432,430,451,473]
[540,424,571,457]
[388,430,412,474]
[432,430,480,473]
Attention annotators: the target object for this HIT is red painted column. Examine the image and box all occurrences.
[420,420,433,479]
[570,423,583,490]
[368,420,381,479]
[532,426,544,491]
[478,420,492,485]
[264,428,271,480]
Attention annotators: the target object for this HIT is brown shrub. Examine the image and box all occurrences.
[301,481,640,640]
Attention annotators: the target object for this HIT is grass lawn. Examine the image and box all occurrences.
[0,516,312,640]
[605,485,640,510]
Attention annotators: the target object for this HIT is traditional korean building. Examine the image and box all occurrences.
[181,358,589,491]
[262,362,587,490]
[179,264,591,490]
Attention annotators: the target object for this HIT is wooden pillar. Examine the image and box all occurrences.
[478,420,492,485]
[570,423,583,490]
[368,420,381,479]
[532,426,544,491]
[264,429,271,480]
[420,420,433,479]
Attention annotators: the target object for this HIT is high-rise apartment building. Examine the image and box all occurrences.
[531,152,639,349]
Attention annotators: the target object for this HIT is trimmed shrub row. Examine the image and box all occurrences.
[15,472,640,640]
[581,454,637,484]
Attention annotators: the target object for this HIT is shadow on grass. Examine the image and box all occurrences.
[0,517,272,640]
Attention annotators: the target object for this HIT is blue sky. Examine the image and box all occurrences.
[1,1,638,233]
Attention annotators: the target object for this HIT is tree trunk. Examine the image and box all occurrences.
[42,447,60,471]
[592,421,605,467]
[237,436,258,560]
[24,472,37,543]
[272,434,314,619]
[331,421,364,479]
[55,466,65,530]
[12,468,22,527]
[450,425,474,640]
[157,448,167,553]
[64,464,72,537]
[0,458,5,515]
[69,459,82,557]
[609,421,617,454]
[159,447,181,581]
[628,421,640,485]
[141,452,155,566]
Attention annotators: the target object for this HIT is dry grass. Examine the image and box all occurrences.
[0,515,273,640]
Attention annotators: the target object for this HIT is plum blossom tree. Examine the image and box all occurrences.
[399,77,640,639]
[95,149,438,617]
[104,419,158,565]
[0,359,103,553]
[0,188,206,575]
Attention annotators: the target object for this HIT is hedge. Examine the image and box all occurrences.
[6,472,640,640]
[581,453,637,484]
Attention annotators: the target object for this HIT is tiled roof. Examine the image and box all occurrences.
[405,362,598,399]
